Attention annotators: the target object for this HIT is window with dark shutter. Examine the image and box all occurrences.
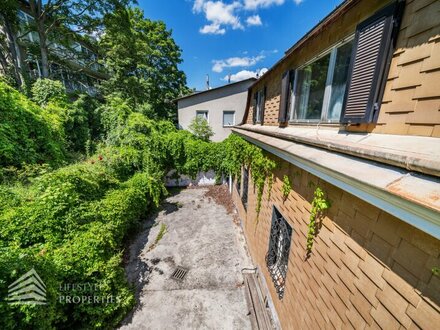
[341,1,404,124]
[278,71,290,123]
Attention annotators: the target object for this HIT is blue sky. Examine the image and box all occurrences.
[138,0,343,91]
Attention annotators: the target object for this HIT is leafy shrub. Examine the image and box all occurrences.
[0,159,166,328]
[188,116,214,141]
[31,79,67,107]
[0,81,66,167]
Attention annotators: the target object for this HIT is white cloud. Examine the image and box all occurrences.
[222,68,268,82]
[212,55,265,72]
[193,0,206,12]
[194,1,243,34]
[246,15,262,26]
[193,0,302,34]
[200,23,226,34]
[243,0,284,10]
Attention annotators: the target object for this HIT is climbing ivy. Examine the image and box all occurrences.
[282,175,291,201]
[306,187,331,257]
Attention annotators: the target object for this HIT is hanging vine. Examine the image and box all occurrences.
[306,186,331,258]
[281,175,291,201]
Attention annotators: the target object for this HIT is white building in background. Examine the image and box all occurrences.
[176,78,256,142]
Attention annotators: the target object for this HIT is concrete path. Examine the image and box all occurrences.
[120,187,253,330]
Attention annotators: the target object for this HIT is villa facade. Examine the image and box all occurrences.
[232,0,440,328]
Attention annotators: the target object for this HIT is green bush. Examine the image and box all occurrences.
[0,159,166,328]
[0,81,66,168]
[188,116,214,141]
[31,79,67,107]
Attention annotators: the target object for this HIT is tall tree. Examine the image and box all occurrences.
[100,7,189,120]
[21,0,131,78]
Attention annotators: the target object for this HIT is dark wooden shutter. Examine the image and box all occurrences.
[260,86,267,124]
[341,1,404,124]
[278,71,290,123]
[252,92,258,124]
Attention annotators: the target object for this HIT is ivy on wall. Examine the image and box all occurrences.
[282,175,292,201]
[306,186,331,258]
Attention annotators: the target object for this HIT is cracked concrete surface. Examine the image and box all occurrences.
[119,188,253,330]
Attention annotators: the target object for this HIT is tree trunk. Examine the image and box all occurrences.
[37,22,49,78]
[0,13,24,87]
[29,0,49,78]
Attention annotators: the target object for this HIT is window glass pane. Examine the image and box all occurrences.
[294,54,330,120]
[196,111,208,120]
[223,111,235,126]
[328,40,354,120]
[255,91,262,122]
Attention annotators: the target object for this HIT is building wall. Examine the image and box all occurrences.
[233,154,440,329]
[178,80,253,142]
[246,0,440,137]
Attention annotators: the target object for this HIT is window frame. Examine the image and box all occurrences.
[288,35,355,124]
[222,110,235,127]
[196,110,209,122]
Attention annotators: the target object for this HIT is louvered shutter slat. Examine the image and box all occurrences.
[341,2,404,124]
[278,71,290,123]
[260,86,267,124]
[252,93,258,124]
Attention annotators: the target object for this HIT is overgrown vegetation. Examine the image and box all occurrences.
[0,0,276,326]
[0,77,274,328]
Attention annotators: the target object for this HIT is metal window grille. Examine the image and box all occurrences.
[265,207,292,299]
[241,166,249,210]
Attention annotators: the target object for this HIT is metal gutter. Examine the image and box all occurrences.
[232,128,440,240]
[236,125,440,177]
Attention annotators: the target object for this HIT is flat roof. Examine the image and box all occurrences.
[174,78,257,102]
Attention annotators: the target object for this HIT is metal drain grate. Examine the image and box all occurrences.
[171,266,188,281]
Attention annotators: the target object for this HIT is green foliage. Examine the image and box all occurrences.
[433,267,440,277]
[31,79,67,106]
[100,7,190,120]
[0,161,166,328]
[188,116,214,142]
[306,187,331,257]
[281,175,291,201]
[0,81,66,168]
[0,77,275,328]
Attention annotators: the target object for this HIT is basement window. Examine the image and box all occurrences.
[266,206,292,299]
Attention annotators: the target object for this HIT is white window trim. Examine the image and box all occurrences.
[223,111,235,127]
[289,35,355,124]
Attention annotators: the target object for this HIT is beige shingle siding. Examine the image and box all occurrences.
[245,0,440,137]
[376,0,440,136]
[232,154,440,329]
